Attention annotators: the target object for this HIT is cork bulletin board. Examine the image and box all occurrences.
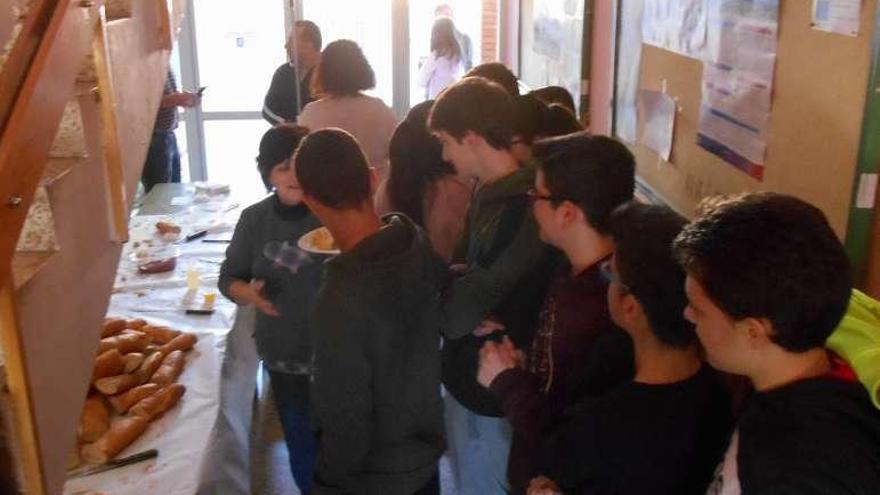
[623,0,876,239]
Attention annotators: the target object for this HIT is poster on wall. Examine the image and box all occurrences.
[811,0,862,37]
[615,0,645,143]
[520,0,584,114]
[639,89,677,161]
[642,0,708,59]
[696,0,779,181]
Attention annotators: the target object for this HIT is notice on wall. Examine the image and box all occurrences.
[811,0,862,37]
[696,0,779,181]
[642,0,708,59]
[639,90,677,161]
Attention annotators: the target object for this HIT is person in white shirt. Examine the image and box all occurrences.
[418,17,465,100]
[297,40,397,180]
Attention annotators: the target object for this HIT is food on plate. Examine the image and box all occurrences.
[78,395,110,443]
[81,415,150,465]
[137,257,177,274]
[311,227,337,251]
[130,384,186,421]
[155,221,181,235]
[149,350,185,386]
[108,383,161,414]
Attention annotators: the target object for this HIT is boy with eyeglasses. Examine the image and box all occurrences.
[477,133,642,493]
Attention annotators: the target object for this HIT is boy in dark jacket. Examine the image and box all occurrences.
[294,128,447,495]
[428,76,557,494]
[675,193,880,494]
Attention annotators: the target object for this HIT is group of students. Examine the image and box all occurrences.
[220,19,880,495]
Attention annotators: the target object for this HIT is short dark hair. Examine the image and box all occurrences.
[544,103,583,137]
[312,40,375,97]
[465,62,519,96]
[611,202,694,348]
[532,133,635,233]
[294,128,372,209]
[673,193,852,352]
[256,124,309,191]
[529,86,576,113]
[428,76,516,150]
[513,94,550,145]
[294,20,322,51]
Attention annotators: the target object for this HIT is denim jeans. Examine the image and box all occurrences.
[142,130,181,192]
[444,392,512,495]
[269,371,318,495]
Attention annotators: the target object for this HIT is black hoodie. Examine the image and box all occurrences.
[309,214,448,495]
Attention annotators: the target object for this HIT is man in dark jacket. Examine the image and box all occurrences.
[429,76,558,494]
[294,128,447,495]
[675,193,880,494]
[263,20,321,125]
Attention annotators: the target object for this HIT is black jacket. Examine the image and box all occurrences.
[309,214,448,495]
[262,63,313,125]
[713,376,880,494]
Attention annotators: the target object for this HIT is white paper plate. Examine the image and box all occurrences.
[297,226,340,255]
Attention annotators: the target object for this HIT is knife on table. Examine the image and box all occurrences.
[67,449,158,479]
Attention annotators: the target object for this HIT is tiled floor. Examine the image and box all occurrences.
[249,367,458,495]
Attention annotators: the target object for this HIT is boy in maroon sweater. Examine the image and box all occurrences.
[476,133,636,493]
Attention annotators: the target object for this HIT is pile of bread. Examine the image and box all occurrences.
[74,317,199,467]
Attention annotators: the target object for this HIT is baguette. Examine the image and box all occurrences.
[134,352,164,383]
[101,318,127,338]
[97,332,150,355]
[150,350,186,386]
[77,395,110,443]
[130,384,186,420]
[94,373,139,395]
[92,349,125,381]
[140,325,180,345]
[123,353,145,374]
[125,318,148,330]
[158,333,197,355]
[81,415,150,465]
[108,383,160,413]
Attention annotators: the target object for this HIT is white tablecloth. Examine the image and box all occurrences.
[64,186,261,495]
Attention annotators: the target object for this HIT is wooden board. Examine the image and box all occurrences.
[629,1,876,239]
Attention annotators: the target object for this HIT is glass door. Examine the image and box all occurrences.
[180,0,289,201]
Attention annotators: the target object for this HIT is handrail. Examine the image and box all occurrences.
[0,0,94,290]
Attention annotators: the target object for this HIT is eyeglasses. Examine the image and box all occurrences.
[599,260,630,292]
[526,187,566,205]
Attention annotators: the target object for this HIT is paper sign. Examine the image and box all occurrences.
[639,90,676,161]
[812,0,862,37]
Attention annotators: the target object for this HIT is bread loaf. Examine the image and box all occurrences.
[159,333,197,355]
[123,353,145,374]
[81,415,150,464]
[93,349,126,381]
[101,318,127,338]
[134,352,164,383]
[97,332,150,355]
[77,395,110,443]
[94,373,139,395]
[130,384,186,421]
[150,350,185,386]
[126,318,148,330]
[140,325,180,345]
[108,383,160,413]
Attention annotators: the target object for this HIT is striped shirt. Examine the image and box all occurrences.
[154,70,179,132]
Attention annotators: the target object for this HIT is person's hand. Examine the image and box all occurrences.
[478,337,518,387]
[249,280,279,317]
[165,91,201,108]
[527,475,562,495]
[472,317,505,337]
